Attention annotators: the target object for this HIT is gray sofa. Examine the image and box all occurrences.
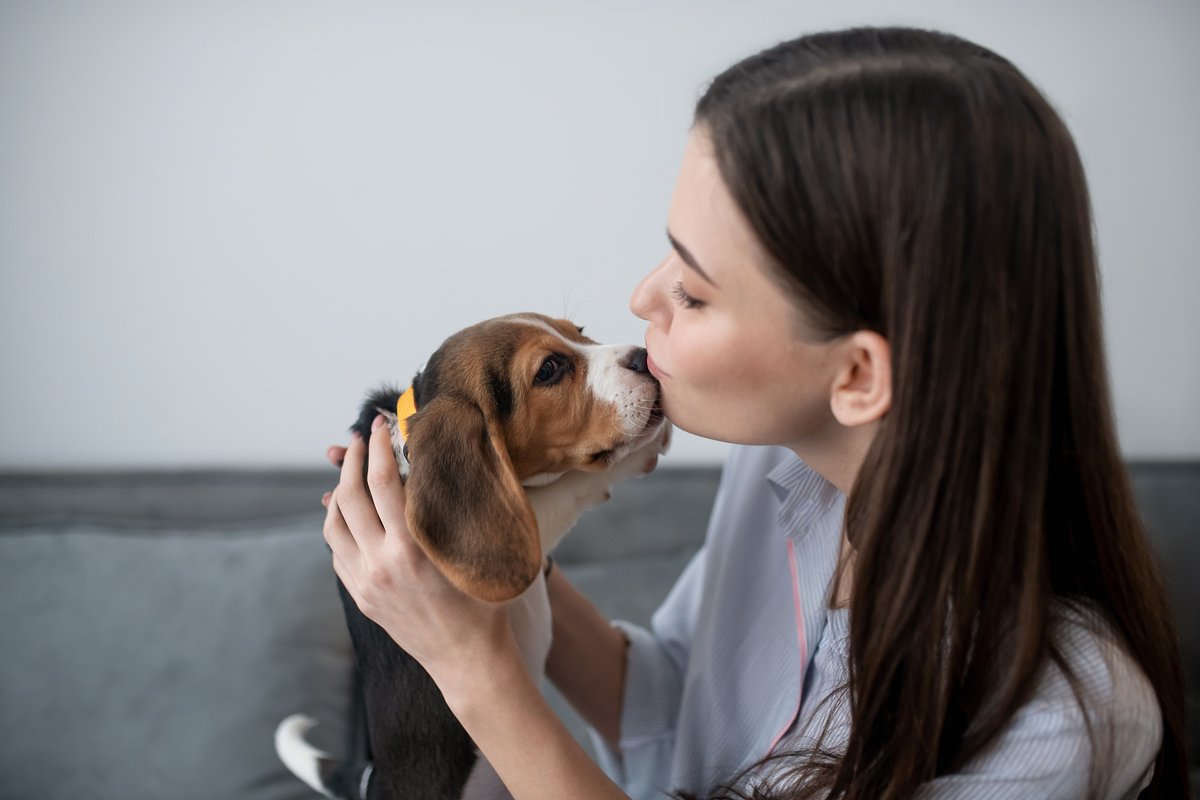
[1,463,1195,798]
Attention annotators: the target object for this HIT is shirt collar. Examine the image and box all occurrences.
[766,452,844,540]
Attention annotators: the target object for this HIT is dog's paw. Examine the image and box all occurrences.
[654,422,672,456]
[610,422,673,482]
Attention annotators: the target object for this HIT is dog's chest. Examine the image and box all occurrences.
[459,575,550,800]
[508,572,552,678]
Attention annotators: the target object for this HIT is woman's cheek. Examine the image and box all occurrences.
[657,333,726,428]
[673,319,731,385]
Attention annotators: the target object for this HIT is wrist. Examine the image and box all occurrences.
[438,635,532,722]
[440,634,632,800]
[414,604,518,701]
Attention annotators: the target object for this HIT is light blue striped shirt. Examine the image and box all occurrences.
[590,446,1161,799]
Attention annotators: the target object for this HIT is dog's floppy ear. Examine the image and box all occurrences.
[403,395,541,603]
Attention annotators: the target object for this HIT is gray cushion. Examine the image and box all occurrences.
[0,518,353,800]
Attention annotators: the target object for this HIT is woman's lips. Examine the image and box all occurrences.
[646,352,669,380]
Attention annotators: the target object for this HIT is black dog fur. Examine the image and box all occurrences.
[321,383,480,800]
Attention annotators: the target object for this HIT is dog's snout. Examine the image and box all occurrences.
[624,348,650,374]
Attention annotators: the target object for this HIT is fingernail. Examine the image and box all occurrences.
[372,414,385,431]
[351,430,361,441]
[321,491,331,507]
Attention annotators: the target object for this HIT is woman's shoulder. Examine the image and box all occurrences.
[919,600,1161,799]
[999,600,1161,795]
[1040,600,1160,728]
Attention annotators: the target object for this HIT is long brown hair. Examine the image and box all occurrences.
[686,27,1189,799]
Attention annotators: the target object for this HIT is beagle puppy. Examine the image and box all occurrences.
[276,312,671,800]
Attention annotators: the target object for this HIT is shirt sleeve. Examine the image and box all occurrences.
[588,544,708,794]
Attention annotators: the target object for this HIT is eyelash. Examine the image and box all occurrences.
[672,282,705,310]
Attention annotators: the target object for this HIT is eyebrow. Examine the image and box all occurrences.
[666,229,718,287]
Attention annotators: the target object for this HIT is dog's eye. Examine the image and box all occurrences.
[534,355,569,386]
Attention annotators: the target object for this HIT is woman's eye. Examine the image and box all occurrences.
[535,356,564,385]
[672,281,705,310]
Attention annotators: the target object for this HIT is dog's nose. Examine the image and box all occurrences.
[624,348,650,374]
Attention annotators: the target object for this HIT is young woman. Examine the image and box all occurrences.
[322,27,1190,800]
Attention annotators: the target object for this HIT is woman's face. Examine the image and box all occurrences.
[630,129,847,451]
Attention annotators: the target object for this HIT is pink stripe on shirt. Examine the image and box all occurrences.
[766,537,807,754]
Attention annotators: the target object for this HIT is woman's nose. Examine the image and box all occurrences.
[629,255,672,322]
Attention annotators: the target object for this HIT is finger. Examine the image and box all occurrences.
[329,547,372,617]
[326,445,347,468]
[321,491,331,508]
[336,433,386,545]
[323,487,361,566]
[366,414,409,536]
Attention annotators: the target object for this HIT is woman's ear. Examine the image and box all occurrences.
[403,396,542,602]
[830,330,892,427]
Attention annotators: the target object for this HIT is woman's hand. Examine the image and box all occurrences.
[321,415,518,690]
[322,420,632,800]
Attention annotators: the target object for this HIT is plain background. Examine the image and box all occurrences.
[2,0,1197,469]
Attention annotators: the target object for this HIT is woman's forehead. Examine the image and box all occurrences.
[667,131,770,286]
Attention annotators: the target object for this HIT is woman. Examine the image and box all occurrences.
[323,27,1189,799]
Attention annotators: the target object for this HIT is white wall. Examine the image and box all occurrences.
[1,0,1196,469]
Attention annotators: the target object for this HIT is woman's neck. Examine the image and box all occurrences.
[788,419,877,495]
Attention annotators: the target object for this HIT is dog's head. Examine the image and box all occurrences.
[352,313,665,602]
